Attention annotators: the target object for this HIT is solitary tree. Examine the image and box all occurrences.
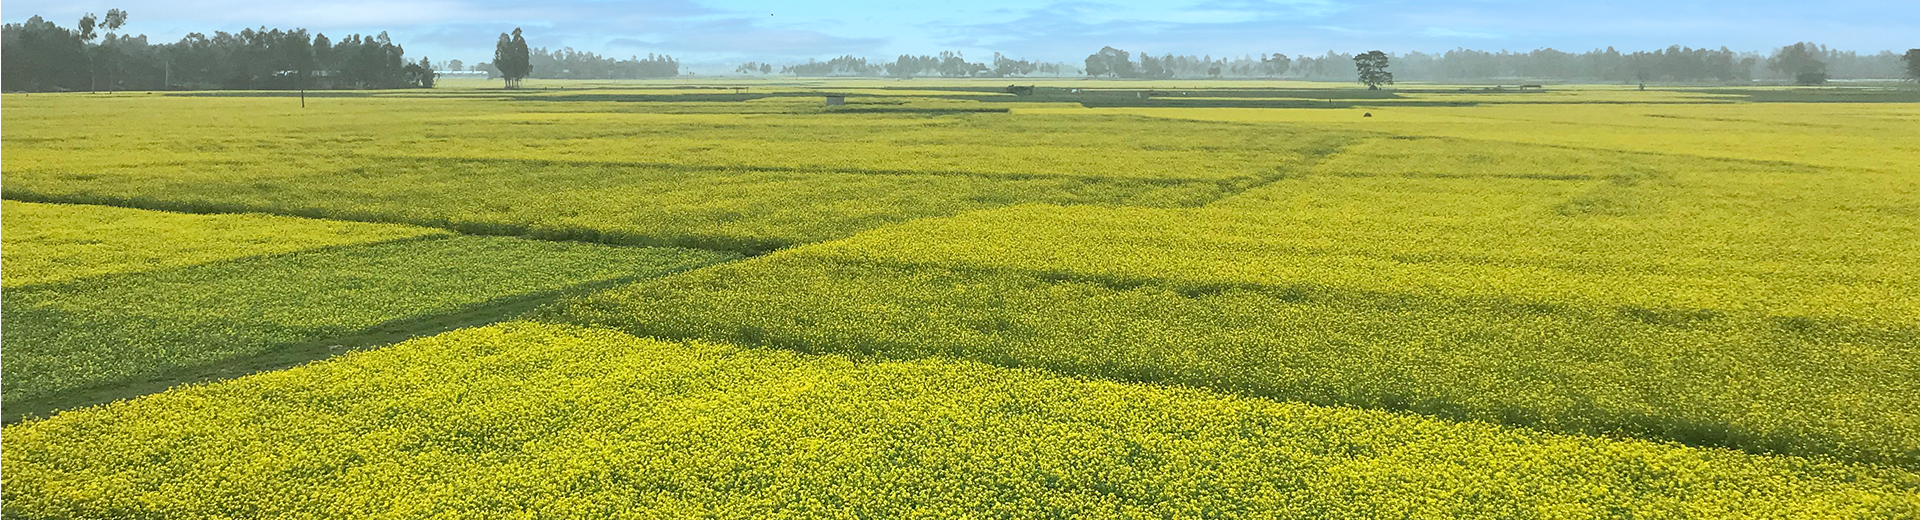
[1903,49,1920,84]
[1354,50,1393,89]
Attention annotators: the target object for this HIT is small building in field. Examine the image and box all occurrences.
[825,95,845,106]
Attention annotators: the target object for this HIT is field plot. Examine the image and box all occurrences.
[1,201,735,420]
[541,118,1920,467]
[4,81,1919,517]
[1,93,1352,252]
[6,322,1917,518]
[1024,98,1920,172]
[0,200,442,287]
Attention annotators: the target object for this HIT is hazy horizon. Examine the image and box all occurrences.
[4,1,1914,70]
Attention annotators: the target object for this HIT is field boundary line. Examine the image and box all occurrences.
[0,190,793,255]
[1201,136,1362,206]
[348,153,1237,186]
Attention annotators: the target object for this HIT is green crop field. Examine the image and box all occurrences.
[0,201,736,420]
[3,80,1917,517]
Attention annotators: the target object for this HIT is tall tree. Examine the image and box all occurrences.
[99,9,126,90]
[1354,50,1393,89]
[77,13,99,90]
[510,28,530,84]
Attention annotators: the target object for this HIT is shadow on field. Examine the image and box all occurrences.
[0,273,668,424]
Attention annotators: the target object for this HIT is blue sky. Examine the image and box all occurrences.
[5,0,1913,69]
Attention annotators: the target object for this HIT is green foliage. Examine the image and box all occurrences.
[7,322,1917,518]
[1354,50,1393,89]
[0,15,414,91]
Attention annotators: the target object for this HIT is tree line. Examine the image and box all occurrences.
[736,52,1063,78]
[733,44,1915,84]
[1081,44,1912,85]
[5,13,1909,91]
[2,11,436,92]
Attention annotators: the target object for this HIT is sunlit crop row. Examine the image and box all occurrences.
[0,200,443,287]
[812,201,1919,322]
[7,322,1916,519]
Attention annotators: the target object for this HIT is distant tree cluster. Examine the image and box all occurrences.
[991,53,1058,77]
[1067,44,1909,83]
[1380,45,1901,83]
[1084,47,1138,78]
[781,55,881,76]
[740,52,1059,78]
[3,12,431,92]
[1086,47,1329,79]
[887,52,987,77]
[530,48,678,79]
[1769,42,1829,85]
[476,30,676,85]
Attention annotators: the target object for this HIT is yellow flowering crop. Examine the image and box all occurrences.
[5,322,1915,519]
